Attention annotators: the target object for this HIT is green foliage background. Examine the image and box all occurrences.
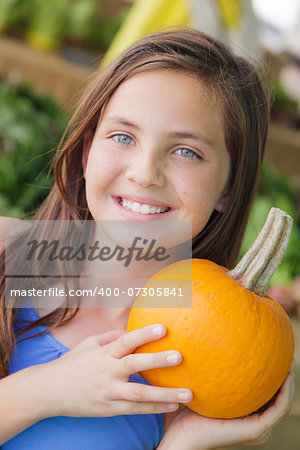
[240,165,300,285]
[0,78,68,217]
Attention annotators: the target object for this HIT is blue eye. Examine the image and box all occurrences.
[112,134,134,145]
[174,148,201,159]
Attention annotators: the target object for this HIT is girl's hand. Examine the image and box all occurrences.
[158,361,295,450]
[36,324,193,418]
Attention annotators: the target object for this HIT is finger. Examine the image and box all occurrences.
[258,427,273,443]
[112,381,193,404]
[95,329,127,346]
[78,329,127,348]
[239,432,271,447]
[289,358,296,375]
[106,324,167,359]
[267,370,295,418]
[242,428,273,446]
[116,349,183,377]
[111,400,180,416]
[223,371,295,445]
[253,370,295,432]
[220,417,273,447]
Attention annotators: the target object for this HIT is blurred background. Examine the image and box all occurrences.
[0,1,299,448]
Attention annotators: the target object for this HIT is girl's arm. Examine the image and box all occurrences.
[0,325,193,444]
[0,365,50,444]
[1,218,48,443]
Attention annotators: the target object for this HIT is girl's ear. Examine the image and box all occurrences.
[82,131,93,178]
[215,190,229,212]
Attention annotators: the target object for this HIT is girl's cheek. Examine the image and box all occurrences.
[89,142,123,172]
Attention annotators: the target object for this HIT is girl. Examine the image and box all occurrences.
[0,28,295,449]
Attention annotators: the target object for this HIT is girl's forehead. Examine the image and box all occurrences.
[101,69,221,124]
[109,69,208,100]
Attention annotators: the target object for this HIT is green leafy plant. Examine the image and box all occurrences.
[0,0,24,32]
[67,0,98,42]
[2,0,129,53]
[0,78,68,218]
[240,164,300,285]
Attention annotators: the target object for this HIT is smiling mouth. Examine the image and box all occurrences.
[117,197,171,215]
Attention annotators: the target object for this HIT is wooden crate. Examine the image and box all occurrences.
[265,123,300,192]
[0,0,131,108]
[0,35,94,110]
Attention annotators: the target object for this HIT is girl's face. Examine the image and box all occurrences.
[83,70,230,238]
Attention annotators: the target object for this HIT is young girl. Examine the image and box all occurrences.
[0,28,295,449]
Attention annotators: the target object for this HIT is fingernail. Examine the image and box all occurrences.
[166,352,180,364]
[152,325,165,336]
[168,403,178,410]
[178,391,192,401]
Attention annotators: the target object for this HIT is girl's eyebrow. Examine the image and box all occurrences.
[105,115,215,148]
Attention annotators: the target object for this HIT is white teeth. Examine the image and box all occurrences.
[141,204,150,214]
[132,202,140,213]
[119,198,169,215]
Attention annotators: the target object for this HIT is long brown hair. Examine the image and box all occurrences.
[0,28,270,378]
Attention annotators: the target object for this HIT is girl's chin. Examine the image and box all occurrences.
[88,199,191,253]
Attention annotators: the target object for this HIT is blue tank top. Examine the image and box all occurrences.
[3,301,164,449]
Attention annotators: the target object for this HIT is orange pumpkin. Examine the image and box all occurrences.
[127,208,295,419]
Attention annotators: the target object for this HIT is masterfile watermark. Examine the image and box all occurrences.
[4,219,193,308]
[25,237,169,267]
[7,278,192,309]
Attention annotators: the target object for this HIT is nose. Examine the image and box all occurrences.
[126,150,166,187]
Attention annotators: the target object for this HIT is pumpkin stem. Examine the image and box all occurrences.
[230,208,293,296]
